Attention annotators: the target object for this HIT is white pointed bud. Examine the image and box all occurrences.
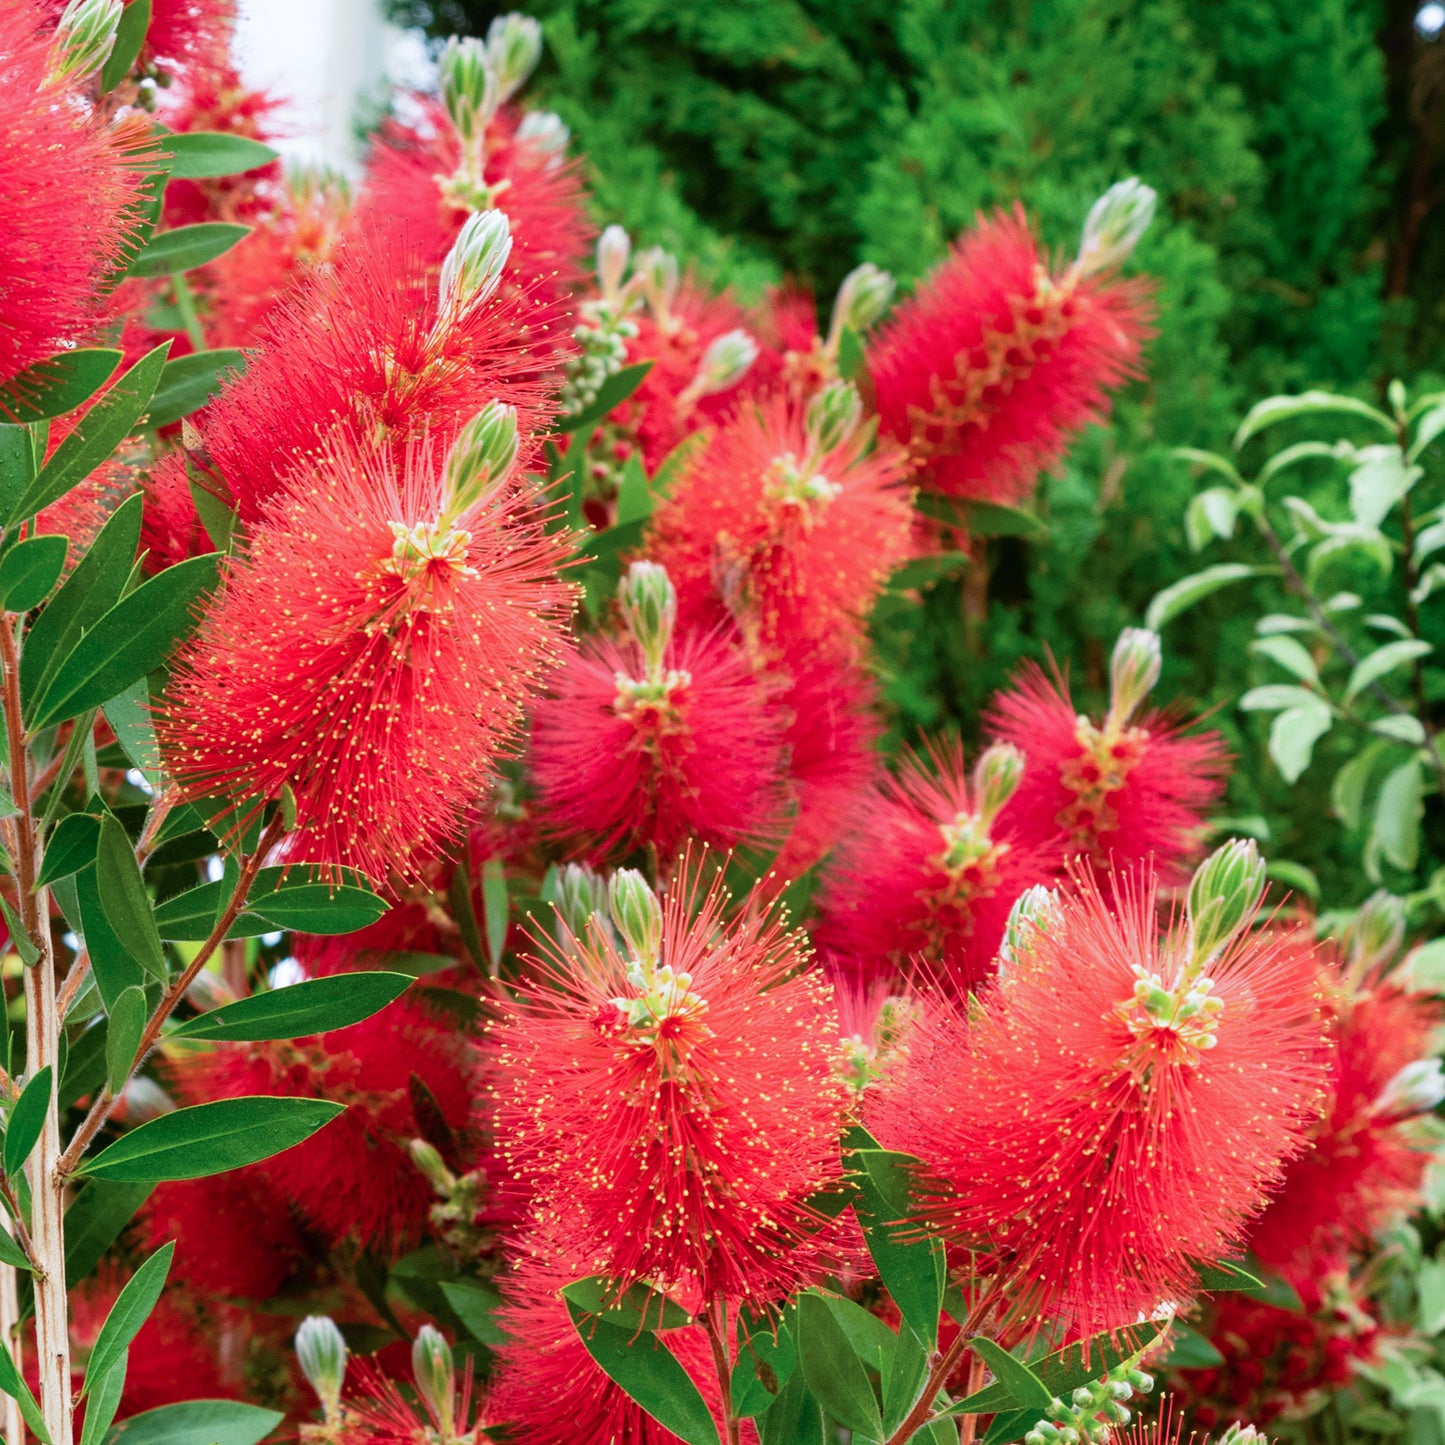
[439,210,513,317]
[829,262,895,348]
[973,742,1025,826]
[998,886,1061,976]
[49,0,123,84]
[556,863,609,938]
[517,109,569,167]
[806,381,863,454]
[690,329,758,399]
[1214,1425,1269,1445]
[443,403,518,517]
[409,1138,457,1193]
[1187,839,1267,970]
[1344,890,1407,970]
[597,224,632,302]
[1077,177,1156,279]
[1375,1058,1445,1120]
[296,1316,348,1423]
[1108,626,1162,727]
[609,869,663,965]
[439,36,500,150]
[634,246,680,324]
[485,13,543,104]
[618,561,677,675]
[411,1324,456,1437]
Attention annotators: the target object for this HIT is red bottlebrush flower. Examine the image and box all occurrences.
[1247,966,1443,1286]
[814,739,1055,994]
[157,430,574,884]
[358,100,592,308]
[529,622,789,864]
[867,205,1152,506]
[987,656,1228,882]
[133,0,236,72]
[139,451,208,572]
[201,223,569,524]
[491,861,847,1305]
[143,1164,305,1299]
[0,3,145,389]
[336,1358,489,1444]
[646,395,914,668]
[167,996,478,1249]
[870,868,1328,1336]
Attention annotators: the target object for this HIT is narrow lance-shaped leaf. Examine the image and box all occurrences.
[795,1291,883,1437]
[83,1241,174,1396]
[0,535,68,613]
[95,812,167,981]
[170,972,412,1042]
[0,1326,50,1442]
[3,1065,53,1179]
[106,1400,283,1445]
[0,349,121,425]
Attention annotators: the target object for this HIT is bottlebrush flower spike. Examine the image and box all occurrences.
[201,218,568,524]
[867,194,1153,506]
[491,859,848,1304]
[987,629,1228,880]
[161,424,574,884]
[529,563,789,863]
[646,393,914,667]
[815,739,1055,994]
[0,0,146,390]
[870,855,1329,1336]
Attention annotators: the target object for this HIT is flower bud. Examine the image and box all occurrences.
[486,13,544,103]
[688,329,758,400]
[443,403,519,517]
[609,869,663,965]
[973,742,1025,826]
[439,36,500,150]
[618,561,677,675]
[806,381,863,454]
[1077,178,1156,279]
[1108,627,1162,727]
[516,109,570,167]
[829,262,895,346]
[411,1324,456,1436]
[295,1315,348,1422]
[1214,1425,1268,1445]
[1344,890,1406,971]
[555,862,609,938]
[1375,1057,1445,1120]
[49,0,123,84]
[438,210,513,318]
[998,885,1061,976]
[410,1138,457,1193]
[1187,839,1267,970]
[596,224,632,302]
[634,246,680,324]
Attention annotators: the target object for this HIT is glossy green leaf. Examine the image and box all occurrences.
[0,1328,50,1442]
[0,535,67,612]
[1268,698,1333,784]
[107,1400,283,1445]
[105,985,147,1095]
[439,1278,508,1345]
[1195,1258,1265,1291]
[248,876,389,934]
[100,0,150,88]
[758,1366,824,1445]
[76,860,144,1012]
[3,1066,52,1179]
[171,972,410,1042]
[1233,390,1394,448]
[557,362,653,435]
[0,350,121,425]
[982,1407,1038,1444]
[732,1315,798,1420]
[796,1292,882,1437]
[64,1179,154,1288]
[83,1241,172,1397]
[1160,1321,1225,1369]
[148,349,245,428]
[188,470,237,551]
[561,1275,692,1332]
[163,131,278,179]
[852,1148,943,1348]
[914,493,1046,537]
[78,1358,125,1445]
[0,1224,30,1272]
[104,676,163,788]
[1374,757,1425,873]
[481,857,508,970]
[128,223,250,279]
[1345,639,1433,702]
[30,552,220,729]
[1145,563,1269,630]
[0,424,33,520]
[0,895,37,967]
[969,1338,1052,1412]
[77,1095,344,1181]
[95,813,167,980]
[565,1298,721,1445]
[880,1319,931,1435]
[10,345,170,525]
[887,551,971,591]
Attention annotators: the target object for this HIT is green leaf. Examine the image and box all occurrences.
[171,972,411,1042]
[481,857,508,970]
[104,676,163,788]
[1268,699,1333,784]
[1185,487,1240,551]
[11,344,170,525]
[0,424,33,520]
[3,1066,52,1179]
[1239,684,1319,713]
[1257,440,1347,485]
[821,1292,897,1374]
[836,325,865,382]
[105,985,147,1095]
[887,552,971,591]
[1372,715,1427,745]
[0,895,38,967]
[1345,640,1433,702]
[1195,1258,1264,1291]
[439,1278,508,1345]
[76,861,144,1012]
[732,1315,797,1419]
[77,1095,344,1182]
[78,1357,125,1445]
[795,1292,882,1437]
[565,1298,721,1445]
[100,0,149,89]
[128,223,250,279]
[1374,757,1425,874]
[0,535,67,612]
[0,1224,29,1272]
[982,1408,1038,1445]
[1160,1322,1226,1370]
[30,552,220,729]
[188,471,237,551]
[0,350,121,425]
[614,455,653,527]
[914,493,1046,537]
[1145,564,1268,630]
[84,1241,173,1397]
[561,1276,692,1332]
[1250,635,1319,684]
[852,1149,943,1348]
[162,131,278,179]
[758,1366,824,1445]
[1332,738,1392,831]
[107,1400,283,1445]
[63,1179,154,1288]
[969,1338,1052,1413]
[1171,446,1243,486]
[22,493,143,715]
[148,349,245,429]
[557,362,654,435]
[95,813,167,981]
[1266,858,1320,902]
[0,1329,50,1442]
[249,871,389,935]
[880,1320,932,1435]
[1233,390,1395,448]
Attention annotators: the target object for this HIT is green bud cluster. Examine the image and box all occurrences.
[1106,627,1161,730]
[618,561,678,676]
[608,869,663,965]
[443,403,519,519]
[827,262,895,351]
[1214,1424,1268,1445]
[999,885,1061,974]
[683,328,759,403]
[806,381,863,453]
[48,0,122,84]
[1187,838,1267,971]
[439,36,499,152]
[554,863,609,939]
[635,246,681,328]
[1343,890,1406,972]
[973,743,1025,826]
[1022,1364,1154,1445]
